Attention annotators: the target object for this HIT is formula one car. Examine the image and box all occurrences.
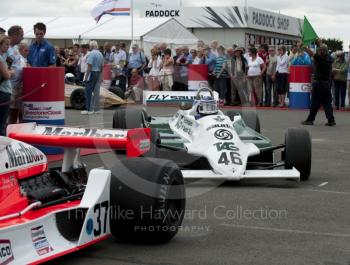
[112,88,312,181]
[0,124,185,264]
[65,83,127,110]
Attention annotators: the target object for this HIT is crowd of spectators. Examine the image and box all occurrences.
[1,22,350,132]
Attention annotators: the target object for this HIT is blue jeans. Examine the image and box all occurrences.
[214,77,227,101]
[0,91,11,136]
[333,80,347,109]
[85,71,102,112]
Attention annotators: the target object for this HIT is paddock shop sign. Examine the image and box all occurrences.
[247,7,301,35]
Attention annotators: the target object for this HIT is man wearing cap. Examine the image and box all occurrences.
[302,40,336,126]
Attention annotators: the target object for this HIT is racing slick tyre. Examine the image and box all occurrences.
[109,158,186,244]
[112,108,159,157]
[109,87,125,100]
[113,108,147,129]
[226,110,261,133]
[70,88,86,110]
[284,128,312,181]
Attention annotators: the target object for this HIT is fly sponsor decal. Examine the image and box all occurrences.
[31,226,53,256]
[0,240,14,265]
[5,143,44,169]
[146,94,197,102]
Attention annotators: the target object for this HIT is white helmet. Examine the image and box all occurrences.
[195,87,218,115]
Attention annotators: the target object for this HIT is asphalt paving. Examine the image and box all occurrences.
[50,106,350,265]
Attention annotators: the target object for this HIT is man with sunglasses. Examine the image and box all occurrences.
[28,22,56,67]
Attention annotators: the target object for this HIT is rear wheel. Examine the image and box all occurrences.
[113,108,146,129]
[226,110,261,133]
[70,88,86,110]
[109,87,125,100]
[284,128,312,181]
[109,158,185,243]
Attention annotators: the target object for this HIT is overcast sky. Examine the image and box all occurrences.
[2,0,349,48]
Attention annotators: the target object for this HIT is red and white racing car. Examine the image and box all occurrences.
[0,123,185,264]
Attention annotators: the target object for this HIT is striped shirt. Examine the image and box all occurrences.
[215,55,227,76]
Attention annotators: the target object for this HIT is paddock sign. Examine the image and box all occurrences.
[143,9,181,18]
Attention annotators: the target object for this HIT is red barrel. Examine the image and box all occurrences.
[289,66,313,109]
[102,64,112,88]
[188,64,209,91]
[22,67,65,154]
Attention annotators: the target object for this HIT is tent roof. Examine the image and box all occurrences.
[142,18,198,45]
[80,17,170,40]
[0,17,172,40]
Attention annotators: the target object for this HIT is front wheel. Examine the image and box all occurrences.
[70,88,86,110]
[284,128,312,181]
[109,158,186,243]
[226,110,261,133]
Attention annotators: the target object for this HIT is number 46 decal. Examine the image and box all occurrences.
[94,201,109,237]
[218,152,243,166]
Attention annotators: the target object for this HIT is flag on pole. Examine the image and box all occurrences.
[302,16,318,45]
[91,0,131,23]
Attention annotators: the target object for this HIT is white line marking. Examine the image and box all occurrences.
[318,182,329,187]
[306,189,350,196]
[221,223,350,238]
[312,139,326,142]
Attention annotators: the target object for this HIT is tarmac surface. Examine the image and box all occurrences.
[50,106,350,265]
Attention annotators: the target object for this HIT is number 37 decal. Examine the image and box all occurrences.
[94,201,109,237]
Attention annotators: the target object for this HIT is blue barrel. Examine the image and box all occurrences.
[22,67,65,155]
[289,66,312,109]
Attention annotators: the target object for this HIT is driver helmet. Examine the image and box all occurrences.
[65,73,75,84]
[197,96,218,115]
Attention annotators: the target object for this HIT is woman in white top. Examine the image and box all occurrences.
[147,48,162,91]
[273,46,289,107]
[247,47,266,106]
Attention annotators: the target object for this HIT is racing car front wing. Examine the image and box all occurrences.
[181,168,300,181]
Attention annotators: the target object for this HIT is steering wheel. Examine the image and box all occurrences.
[195,86,214,100]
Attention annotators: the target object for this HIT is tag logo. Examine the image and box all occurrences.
[0,240,14,265]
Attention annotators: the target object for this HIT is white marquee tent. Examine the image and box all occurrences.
[0,17,198,53]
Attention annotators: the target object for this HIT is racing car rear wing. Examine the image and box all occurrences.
[143,90,219,105]
[7,123,151,158]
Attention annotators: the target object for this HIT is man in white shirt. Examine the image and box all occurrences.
[113,42,127,66]
[77,44,89,84]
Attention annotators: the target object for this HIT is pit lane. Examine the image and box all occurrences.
[50,106,350,265]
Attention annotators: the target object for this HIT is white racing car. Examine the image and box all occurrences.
[0,124,185,264]
[113,87,312,182]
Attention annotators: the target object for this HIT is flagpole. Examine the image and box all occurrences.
[131,0,134,47]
